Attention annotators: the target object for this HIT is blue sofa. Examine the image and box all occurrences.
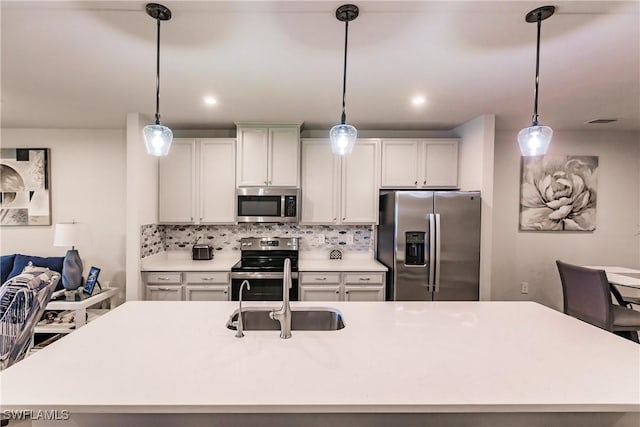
[1,254,65,291]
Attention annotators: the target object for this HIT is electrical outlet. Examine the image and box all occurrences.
[346,234,354,245]
[521,282,529,294]
[317,234,325,244]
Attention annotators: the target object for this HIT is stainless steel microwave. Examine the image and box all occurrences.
[236,188,300,223]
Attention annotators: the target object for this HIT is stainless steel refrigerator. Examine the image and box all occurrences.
[377,191,481,301]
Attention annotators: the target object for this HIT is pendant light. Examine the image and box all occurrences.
[330,4,359,156]
[143,3,173,156]
[518,5,555,157]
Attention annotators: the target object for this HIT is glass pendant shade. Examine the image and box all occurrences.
[330,124,357,155]
[517,124,553,157]
[143,124,173,156]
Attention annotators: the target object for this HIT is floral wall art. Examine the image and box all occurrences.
[519,155,598,231]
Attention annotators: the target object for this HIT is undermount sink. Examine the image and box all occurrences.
[227,307,345,331]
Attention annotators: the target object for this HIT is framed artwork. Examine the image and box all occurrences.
[519,155,598,231]
[0,148,51,226]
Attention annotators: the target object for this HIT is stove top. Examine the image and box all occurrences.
[233,236,299,272]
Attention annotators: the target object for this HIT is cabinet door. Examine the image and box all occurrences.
[300,139,340,224]
[381,140,419,188]
[184,285,229,301]
[158,139,196,223]
[344,285,385,301]
[299,284,341,302]
[237,128,269,186]
[199,139,236,223]
[268,127,300,187]
[146,285,182,301]
[341,139,380,224]
[422,140,459,188]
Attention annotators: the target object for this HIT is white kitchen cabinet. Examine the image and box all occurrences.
[158,138,236,224]
[144,271,230,301]
[300,138,380,225]
[158,139,196,223]
[299,272,385,302]
[236,123,301,187]
[381,139,459,189]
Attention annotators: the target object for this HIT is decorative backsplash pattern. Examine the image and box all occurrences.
[140,223,373,258]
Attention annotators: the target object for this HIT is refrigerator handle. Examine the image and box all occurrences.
[434,213,441,292]
[428,213,436,292]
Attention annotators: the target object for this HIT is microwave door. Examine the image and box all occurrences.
[237,195,282,222]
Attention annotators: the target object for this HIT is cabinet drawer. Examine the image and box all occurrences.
[300,273,341,284]
[184,272,229,284]
[144,272,182,284]
[343,273,385,285]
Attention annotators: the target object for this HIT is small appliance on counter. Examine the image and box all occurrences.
[192,237,214,260]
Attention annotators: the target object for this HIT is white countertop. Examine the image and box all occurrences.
[2,301,638,414]
[140,251,387,272]
[140,251,239,271]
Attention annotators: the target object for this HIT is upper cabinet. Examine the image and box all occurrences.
[300,138,380,225]
[236,123,301,187]
[381,139,459,189]
[158,138,236,224]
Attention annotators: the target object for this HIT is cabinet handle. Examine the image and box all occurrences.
[190,217,193,222]
[202,278,214,281]
[224,290,228,294]
[345,291,349,294]
[264,181,268,185]
[157,287,173,291]
[315,277,327,281]
[157,277,171,281]
[414,181,417,185]
[359,278,371,281]
[333,217,337,221]
[423,180,426,185]
[335,291,340,294]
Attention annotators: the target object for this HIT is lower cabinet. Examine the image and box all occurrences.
[299,272,385,302]
[144,271,230,301]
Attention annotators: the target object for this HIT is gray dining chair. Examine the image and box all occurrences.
[556,260,640,343]
[0,265,61,370]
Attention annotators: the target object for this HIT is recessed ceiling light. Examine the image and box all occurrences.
[411,96,426,106]
[203,96,217,105]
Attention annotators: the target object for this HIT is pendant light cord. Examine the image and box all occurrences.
[154,17,161,125]
[340,20,349,125]
[532,13,542,126]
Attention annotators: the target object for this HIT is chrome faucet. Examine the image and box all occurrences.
[235,280,250,338]
[269,258,292,339]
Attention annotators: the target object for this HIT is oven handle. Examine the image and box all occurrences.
[231,272,299,280]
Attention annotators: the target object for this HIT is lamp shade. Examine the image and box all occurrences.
[330,124,357,155]
[53,222,82,248]
[143,124,173,156]
[517,125,553,157]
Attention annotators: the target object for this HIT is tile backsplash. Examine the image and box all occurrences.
[141,223,373,258]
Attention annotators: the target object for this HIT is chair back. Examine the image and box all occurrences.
[556,260,612,330]
[0,265,60,370]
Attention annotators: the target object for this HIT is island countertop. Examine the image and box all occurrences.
[2,301,638,418]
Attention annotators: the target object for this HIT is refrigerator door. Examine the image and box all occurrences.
[433,191,481,301]
[394,191,434,300]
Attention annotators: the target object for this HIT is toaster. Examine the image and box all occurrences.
[192,244,214,260]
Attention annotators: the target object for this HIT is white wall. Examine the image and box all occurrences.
[491,130,640,310]
[125,113,158,300]
[0,128,126,293]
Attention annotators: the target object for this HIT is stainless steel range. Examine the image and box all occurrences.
[230,237,299,301]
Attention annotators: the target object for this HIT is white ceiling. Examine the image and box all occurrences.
[1,1,639,133]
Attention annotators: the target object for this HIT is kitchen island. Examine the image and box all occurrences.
[1,301,638,427]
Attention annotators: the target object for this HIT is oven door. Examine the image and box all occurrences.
[231,272,299,301]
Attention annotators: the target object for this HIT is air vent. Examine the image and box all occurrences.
[586,119,618,124]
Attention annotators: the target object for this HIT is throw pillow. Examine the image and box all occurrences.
[7,254,65,290]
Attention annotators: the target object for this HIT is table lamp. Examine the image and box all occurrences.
[53,221,83,292]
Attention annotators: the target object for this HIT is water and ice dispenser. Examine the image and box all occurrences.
[405,232,426,266]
